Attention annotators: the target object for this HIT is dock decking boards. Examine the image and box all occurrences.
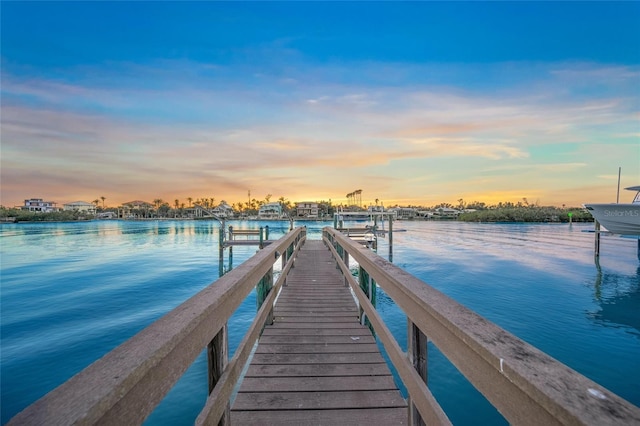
[230,240,407,425]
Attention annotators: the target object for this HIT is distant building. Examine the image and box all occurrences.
[434,207,460,218]
[63,201,97,214]
[212,201,234,218]
[122,200,154,209]
[296,202,319,218]
[258,202,284,219]
[389,207,417,220]
[22,198,58,213]
[188,204,211,218]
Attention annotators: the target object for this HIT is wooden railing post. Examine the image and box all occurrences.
[358,267,376,332]
[259,226,264,249]
[256,268,274,325]
[408,321,428,426]
[281,245,288,286]
[208,324,229,425]
[343,250,349,287]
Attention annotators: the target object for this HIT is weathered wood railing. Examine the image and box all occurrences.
[322,227,640,426]
[8,227,306,426]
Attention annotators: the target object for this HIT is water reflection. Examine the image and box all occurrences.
[589,267,640,336]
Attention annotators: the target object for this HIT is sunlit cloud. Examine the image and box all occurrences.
[1,58,638,207]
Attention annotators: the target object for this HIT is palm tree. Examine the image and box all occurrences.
[153,199,163,217]
[93,199,100,208]
[187,197,193,208]
[173,199,180,218]
[100,196,106,208]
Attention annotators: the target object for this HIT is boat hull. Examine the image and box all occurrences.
[584,203,640,236]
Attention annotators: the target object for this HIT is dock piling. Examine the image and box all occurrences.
[594,220,601,262]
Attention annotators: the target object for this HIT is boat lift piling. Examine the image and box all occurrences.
[218,225,272,276]
[333,210,395,259]
[592,219,640,263]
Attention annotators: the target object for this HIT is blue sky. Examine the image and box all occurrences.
[2,2,639,208]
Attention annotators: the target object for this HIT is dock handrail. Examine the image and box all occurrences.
[322,226,640,426]
[9,227,307,426]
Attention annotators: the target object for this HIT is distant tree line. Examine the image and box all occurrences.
[1,195,594,223]
[0,207,95,222]
[458,207,592,223]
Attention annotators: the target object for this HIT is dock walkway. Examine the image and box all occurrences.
[230,240,407,425]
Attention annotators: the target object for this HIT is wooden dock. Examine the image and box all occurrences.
[230,240,408,425]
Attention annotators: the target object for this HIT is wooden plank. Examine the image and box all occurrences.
[274,307,359,314]
[250,352,386,365]
[275,305,354,311]
[245,362,392,378]
[277,291,348,296]
[232,390,407,410]
[266,322,365,329]
[275,300,356,305]
[239,375,398,392]
[273,316,359,323]
[255,343,380,354]
[231,407,408,425]
[259,335,376,344]
[261,328,372,336]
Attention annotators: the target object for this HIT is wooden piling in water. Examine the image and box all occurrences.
[594,220,601,261]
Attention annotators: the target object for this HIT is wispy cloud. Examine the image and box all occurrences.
[1,59,638,206]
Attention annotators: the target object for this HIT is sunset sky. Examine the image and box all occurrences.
[2,2,639,209]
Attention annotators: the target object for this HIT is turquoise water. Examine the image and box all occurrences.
[1,220,638,424]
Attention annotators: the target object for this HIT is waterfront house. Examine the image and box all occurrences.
[389,207,417,220]
[434,207,461,218]
[258,202,284,219]
[22,198,59,213]
[187,204,213,218]
[63,201,97,214]
[296,202,319,218]
[211,201,234,218]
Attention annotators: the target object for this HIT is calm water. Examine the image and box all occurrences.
[1,220,638,424]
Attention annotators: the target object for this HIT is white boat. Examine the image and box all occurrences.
[584,186,640,236]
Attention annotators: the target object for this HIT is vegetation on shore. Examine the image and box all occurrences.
[457,206,591,223]
[0,208,95,223]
